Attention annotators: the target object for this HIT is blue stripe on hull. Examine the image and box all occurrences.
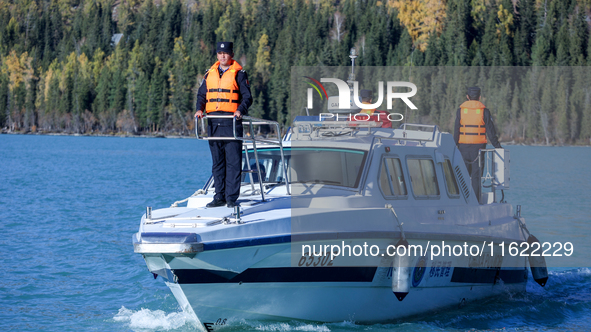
[162,266,527,284]
[451,267,528,284]
[202,235,291,251]
[173,267,377,284]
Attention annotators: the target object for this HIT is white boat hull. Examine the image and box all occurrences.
[172,278,526,326]
[143,238,528,330]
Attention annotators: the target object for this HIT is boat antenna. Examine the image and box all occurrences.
[347,47,357,90]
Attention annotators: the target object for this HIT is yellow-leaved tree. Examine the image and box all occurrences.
[255,33,272,83]
[497,4,514,36]
[2,50,34,131]
[389,0,447,51]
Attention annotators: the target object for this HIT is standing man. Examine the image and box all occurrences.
[454,87,502,203]
[195,42,253,208]
[358,89,391,128]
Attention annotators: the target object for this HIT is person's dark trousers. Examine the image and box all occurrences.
[208,113,243,203]
[458,143,485,203]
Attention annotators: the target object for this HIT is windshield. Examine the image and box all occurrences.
[241,147,367,188]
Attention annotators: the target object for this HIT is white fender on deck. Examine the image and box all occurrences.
[527,234,548,287]
[392,238,411,301]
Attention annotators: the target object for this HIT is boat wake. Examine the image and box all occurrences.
[113,269,590,331]
[412,268,591,331]
[527,268,591,301]
[113,306,199,331]
[240,321,331,331]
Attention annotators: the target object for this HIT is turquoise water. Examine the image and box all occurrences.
[1,134,590,331]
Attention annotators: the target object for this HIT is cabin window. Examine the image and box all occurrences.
[242,150,280,183]
[379,157,407,197]
[241,148,367,188]
[407,159,440,197]
[443,159,460,197]
[289,148,367,188]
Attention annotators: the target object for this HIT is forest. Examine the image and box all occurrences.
[1,0,591,144]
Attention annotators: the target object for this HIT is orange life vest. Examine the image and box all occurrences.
[458,100,487,144]
[205,60,243,113]
[357,105,391,128]
[359,107,377,115]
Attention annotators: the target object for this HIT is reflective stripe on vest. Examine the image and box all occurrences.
[359,102,377,117]
[205,60,243,113]
[458,100,487,144]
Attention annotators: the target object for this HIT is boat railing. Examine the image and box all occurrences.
[195,115,290,201]
[291,120,439,145]
[479,148,510,204]
[382,123,439,145]
[400,123,439,142]
[373,123,439,146]
[291,120,380,139]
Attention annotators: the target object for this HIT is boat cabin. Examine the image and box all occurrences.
[190,116,508,208]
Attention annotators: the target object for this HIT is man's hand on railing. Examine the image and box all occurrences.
[195,110,204,119]
[234,110,242,120]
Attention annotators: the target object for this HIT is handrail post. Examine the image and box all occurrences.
[243,144,256,192]
[277,122,290,195]
[478,149,482,204]
[247,117,265,202]
[491,150,496,203]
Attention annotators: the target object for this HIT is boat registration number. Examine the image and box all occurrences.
[297,253,335,267]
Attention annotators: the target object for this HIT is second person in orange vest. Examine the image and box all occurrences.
[195,42,253,208]
[358,89,391,128]
[453,87,502,203]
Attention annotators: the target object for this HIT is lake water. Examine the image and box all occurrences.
[1,134,590,331]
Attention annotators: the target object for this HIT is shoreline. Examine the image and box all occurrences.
[2,129,590,146]
[0,129,195,140]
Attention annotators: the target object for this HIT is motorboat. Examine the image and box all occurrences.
[133,114,548,331]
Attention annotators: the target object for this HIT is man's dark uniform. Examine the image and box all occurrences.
[195,42,252,206]
[453,87,501,203]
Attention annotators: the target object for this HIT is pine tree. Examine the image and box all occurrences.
[424,32,441,66]
[509,83,521,140]
[125,41,144,134]
[61,52,77,132]
[498,27,514,66]
[514,0,536,65]
[135,71,150,130]
[46,65,62,130]
[159,0,182,59]
[93,65,111,131]
[147,58,165,130]
[524,69,541,142]
[569,9,588,65]
[580,89,591,142]
[479,8,497,66]
[0,71,7,128]
[169,37,192,134]
[249,90,265,119]
[108,47,128,126]
[539,74,553,145]
[531,23,552,66]
[555,22,570,66]
[101,0,115,52]
[555,74,570,144]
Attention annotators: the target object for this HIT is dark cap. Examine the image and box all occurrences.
[216,42,233,53]
[360,89,373,99]
[467,87,481,100]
